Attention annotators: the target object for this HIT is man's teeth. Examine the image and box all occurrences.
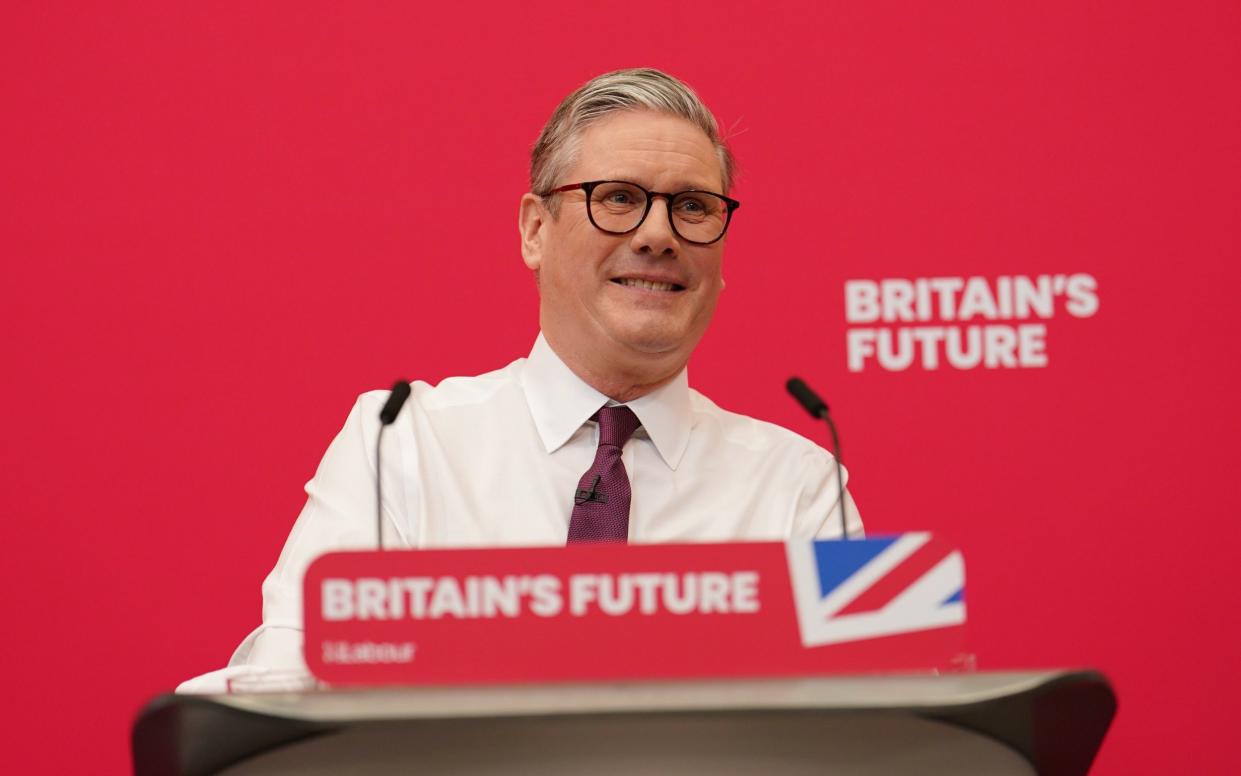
[618,278,676,291]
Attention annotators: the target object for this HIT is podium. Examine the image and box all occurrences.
[142,539,1115,772]
[132,669,1115,775]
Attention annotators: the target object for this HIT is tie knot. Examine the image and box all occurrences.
[592,405,642,448]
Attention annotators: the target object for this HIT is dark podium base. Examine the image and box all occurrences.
[134,670,1115,775]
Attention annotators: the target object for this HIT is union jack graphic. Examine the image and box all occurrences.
[785,533,966,648]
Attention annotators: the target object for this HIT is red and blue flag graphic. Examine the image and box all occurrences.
[786,533,966,647]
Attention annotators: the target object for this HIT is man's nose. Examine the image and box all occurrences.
[629,196,680,256]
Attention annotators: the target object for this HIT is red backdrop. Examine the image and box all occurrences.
[3,2,1238,773]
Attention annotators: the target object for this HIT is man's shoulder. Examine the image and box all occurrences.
[687,387,830,461]
[357,357,526,416]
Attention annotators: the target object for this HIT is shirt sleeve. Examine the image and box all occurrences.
[226,391,409,672]
[789,449,864,540]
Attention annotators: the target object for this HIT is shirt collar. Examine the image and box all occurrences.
[519,333,692,470]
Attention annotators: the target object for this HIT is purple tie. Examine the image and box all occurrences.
[567,406,642,543]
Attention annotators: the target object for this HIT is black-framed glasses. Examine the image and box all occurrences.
[545,180,741,245]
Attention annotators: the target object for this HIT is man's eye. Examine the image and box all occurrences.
[607,192,634,205]
[675,197,712,216]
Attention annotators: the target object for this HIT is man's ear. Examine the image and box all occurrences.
[519,193,547,271]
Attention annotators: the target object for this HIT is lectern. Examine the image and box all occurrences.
[133,670,1115,775]
[144,539,1115,773]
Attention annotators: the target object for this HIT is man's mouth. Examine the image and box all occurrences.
[611,277,685,292]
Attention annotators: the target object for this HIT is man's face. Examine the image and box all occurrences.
[521,110,727,372]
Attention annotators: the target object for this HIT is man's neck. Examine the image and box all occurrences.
[544,331,685,404]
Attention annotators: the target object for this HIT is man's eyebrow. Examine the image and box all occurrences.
[669,181,722,193]
[597,176,723,192]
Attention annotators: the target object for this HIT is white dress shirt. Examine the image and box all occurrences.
[184,334,860,687]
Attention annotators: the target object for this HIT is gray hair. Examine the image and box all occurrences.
[530,68,734,210]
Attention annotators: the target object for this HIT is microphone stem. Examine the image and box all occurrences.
[375,380,412,551]
[821,411,850,540]
[376,424,387,550]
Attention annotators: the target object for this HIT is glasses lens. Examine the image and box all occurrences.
[671,192,730,243]
[588,182,648,234]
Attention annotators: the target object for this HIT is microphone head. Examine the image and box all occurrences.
[786,377,829,419]
[379,380,412,425]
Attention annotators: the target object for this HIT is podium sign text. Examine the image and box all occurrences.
[303,533,966,685]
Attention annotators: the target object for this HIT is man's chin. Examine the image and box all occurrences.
[608,327,692,358]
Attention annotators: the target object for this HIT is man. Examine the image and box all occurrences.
[181,68,861,688]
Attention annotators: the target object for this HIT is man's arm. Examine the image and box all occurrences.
[789,449,864,540]
[246,391,413,664]
[178,391,408,691]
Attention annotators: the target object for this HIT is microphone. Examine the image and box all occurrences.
[786,377,828,419]
[380,381,411,424]
[574,475,608,505]
[376,380,412,549]
[785,377,852,540]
